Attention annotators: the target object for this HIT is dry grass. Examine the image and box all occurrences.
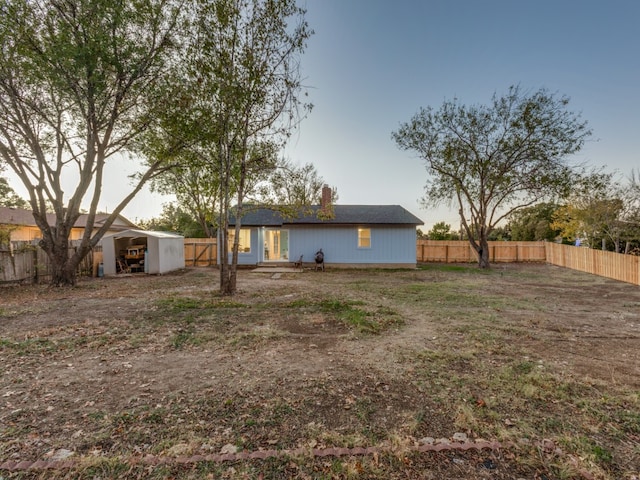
[1,263,639,479]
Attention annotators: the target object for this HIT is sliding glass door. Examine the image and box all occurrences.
[264,229,289,261]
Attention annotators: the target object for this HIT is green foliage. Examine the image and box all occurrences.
[508,202,561,241]
[393,85,591,268]
[150,165,220,238]
[148,0,313,295]
[427,221,459,240]
[138,203,208,238]
[487,224,511,241]
[551,170,636,251]
[0,177,28,209]
[0,0,183,285]
[319,299,401,334]
[259,159,332,206]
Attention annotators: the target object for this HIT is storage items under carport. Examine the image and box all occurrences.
[101,229,185,276]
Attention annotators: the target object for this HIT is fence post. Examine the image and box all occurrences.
[32,247,38,284]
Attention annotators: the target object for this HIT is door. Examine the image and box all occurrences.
[264,229,289,261]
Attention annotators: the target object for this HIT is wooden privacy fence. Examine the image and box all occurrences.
[0,242,101,284]
[184,238,217,266]
[4,238,640,287]
[416,240,547,263]
[545,242,640,286]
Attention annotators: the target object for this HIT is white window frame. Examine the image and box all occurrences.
[357,227,371,249]
[228,228,252,253]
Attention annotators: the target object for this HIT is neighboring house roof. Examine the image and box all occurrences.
[231,205,424,226]
[0,207,137,231]
[0,207,39,226]
[76,213,138,230]
[103,229,184,239]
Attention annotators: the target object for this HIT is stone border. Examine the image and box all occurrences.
[1,439,504,472]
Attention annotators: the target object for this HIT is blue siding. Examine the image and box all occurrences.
[288,225,416,264]
[224,225,417,266]
[226,227,260,265]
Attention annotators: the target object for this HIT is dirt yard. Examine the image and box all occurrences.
[1,264,639,479]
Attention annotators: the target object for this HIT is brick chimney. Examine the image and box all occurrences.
[321,184,332,211]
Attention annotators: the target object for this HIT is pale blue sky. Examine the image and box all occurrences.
[8,0,639,229]
[280,0,640,229]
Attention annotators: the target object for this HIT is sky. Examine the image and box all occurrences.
[6,0,640,230]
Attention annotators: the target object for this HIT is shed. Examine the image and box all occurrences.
[101,229,185,276]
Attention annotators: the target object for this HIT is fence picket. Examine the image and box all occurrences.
[2,239,639,286]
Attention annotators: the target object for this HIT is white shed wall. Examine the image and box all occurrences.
[158,236,185,273]
[102,237,117,275]
[100,230,184,275]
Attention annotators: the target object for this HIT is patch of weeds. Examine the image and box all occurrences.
[613,408,640,434]
[319,299,380,333]
[592,444,613,465]
[285,298,315,308]
[215,299,246,308]
[512,360,536,375]
[353,397,375,423]
[126,333,148,348]
[152,295,246,325]
[88,411,106,422]
[260,401,295,428]
[320,299,366,310]
[318,431,369,449]
[75,457,133,478]
[143,408,167,425]
[560,435,614,469]
[541,416,564,433]
[156,296,204,311]
[171,327,205,349]
[0,337,57,355]
[285,298,396,334]
[454,403,481,432]
[112,411,137,428]
[418,263,490,274]
[226,327,285,348]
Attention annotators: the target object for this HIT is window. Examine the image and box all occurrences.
[228,228,251,253]
[357,228,371,248]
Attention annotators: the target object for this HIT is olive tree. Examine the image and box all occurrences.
[0,0,182,285]
[392,86,591,268]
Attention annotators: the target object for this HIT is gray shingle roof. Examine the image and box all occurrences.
[231,205,423,226]
[0,207,136,230]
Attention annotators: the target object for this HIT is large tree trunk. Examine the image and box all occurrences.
[460,213,491,269]
[40,229,81,286]
[477,236,490,269]
[219,224,231,295]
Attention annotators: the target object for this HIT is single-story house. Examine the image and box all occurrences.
[0,207,137,243]
[101,229,185,275]
[225,189,423,268]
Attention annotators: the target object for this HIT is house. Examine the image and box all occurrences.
[225,187,424,268]
[0,207,137,243]
[100,229,185,275]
